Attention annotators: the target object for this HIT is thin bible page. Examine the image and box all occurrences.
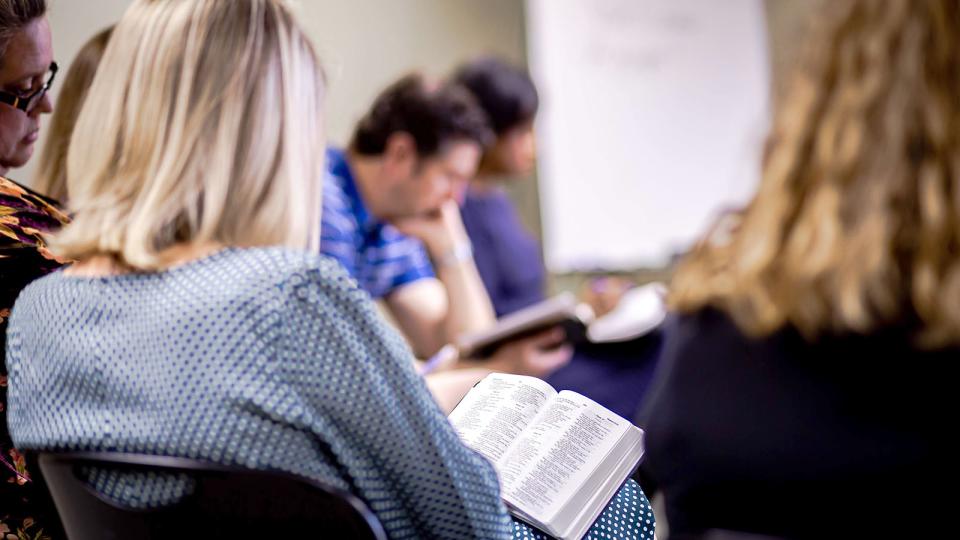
[448,373,557,464]
[498,391,630,524]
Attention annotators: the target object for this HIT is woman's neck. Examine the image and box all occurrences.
[64,241,225,277]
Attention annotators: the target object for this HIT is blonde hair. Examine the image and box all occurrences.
[53,0,325,270]
[671,0,960,348]
[33,26,113,202]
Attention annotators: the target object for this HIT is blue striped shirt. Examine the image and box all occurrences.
[320,148,435,299]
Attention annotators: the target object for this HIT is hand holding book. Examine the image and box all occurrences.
[476,327,572,377]
[456,285,666,360]
[421,327,572,378]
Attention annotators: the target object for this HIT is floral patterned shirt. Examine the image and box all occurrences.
[0,176,68,540]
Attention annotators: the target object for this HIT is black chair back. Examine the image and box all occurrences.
[38,452,387,540]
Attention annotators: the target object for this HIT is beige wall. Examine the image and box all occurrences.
[16,0,527,187]
[17,0,825,291]
[302,0,526,145]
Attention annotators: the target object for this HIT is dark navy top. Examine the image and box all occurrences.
[641,308,954,539]
[460,187,545,318]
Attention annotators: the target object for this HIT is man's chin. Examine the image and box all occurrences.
[389,208,438,223]
[422,207,444,220]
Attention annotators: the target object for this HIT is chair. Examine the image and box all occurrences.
[38,452,387,540]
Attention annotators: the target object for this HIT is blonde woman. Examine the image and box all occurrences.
[32,25,112,202]
[641,1,957,537]
[5,1,652,538]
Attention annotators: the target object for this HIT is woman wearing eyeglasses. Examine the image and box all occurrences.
[0,1,66,538]
[0,6,55,174]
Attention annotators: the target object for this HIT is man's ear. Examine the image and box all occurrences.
[382,132,418,182]
[384,132,417,167]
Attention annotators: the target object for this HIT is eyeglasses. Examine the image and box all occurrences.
[0,62,58,113]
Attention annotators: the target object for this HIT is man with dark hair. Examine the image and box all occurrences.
[1,2,65,538]
[321,74,569,375]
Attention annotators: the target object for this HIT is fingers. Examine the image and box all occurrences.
[439,199,463,221]
[529,343,572,376]
[391,207,464,255]
[523,326,567,349]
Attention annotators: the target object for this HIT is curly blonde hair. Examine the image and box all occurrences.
[671,0,960,348]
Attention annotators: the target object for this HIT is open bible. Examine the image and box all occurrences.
[448,373,645,540]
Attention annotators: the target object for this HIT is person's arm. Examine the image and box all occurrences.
[278,256,513,539]
[424,327,573,414]
[388,200,496,357]
[424,367,493,415]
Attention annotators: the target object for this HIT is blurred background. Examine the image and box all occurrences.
[26,0,826,292]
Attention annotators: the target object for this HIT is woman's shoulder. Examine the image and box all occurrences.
[0,178,69,322]
[238,247,405,353]
[14,247,363,310]
[664,307,820,373]
[666,305,953,368]
[9,248,375,347]
[0,176,70,253]
[668,307,752,349]
[236,246,360,289]
[219,247,369,309]
[0,176,69,226]
[229,245,344,272]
